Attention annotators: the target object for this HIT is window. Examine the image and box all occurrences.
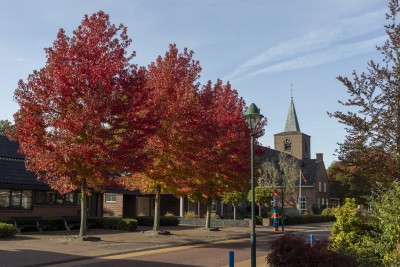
[35,191,46,204]
[11,191,22,208]
[211,198,217,212]
[46,191,56,204]
[284,138,292,152]
[0,190,10,208]
[34,191,77,205]
[298,197,306,210]
[65,193,75,205]
[0,189,32,209]
[318,182,322,192]
[324,183,327,193]
[21,191,32,209]
[105,193,117,203]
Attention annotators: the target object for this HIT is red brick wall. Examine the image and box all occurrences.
[103,194,123,217]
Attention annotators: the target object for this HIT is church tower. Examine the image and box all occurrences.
[274,97,311,160]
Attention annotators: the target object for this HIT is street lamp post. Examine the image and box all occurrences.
[244,103,263,267]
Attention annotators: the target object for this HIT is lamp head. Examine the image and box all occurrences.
[244,103,264,134]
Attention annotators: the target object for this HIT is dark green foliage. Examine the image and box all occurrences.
[41,217,65,230]
[285,215,335,225]
[0,222,16,238]
[255,216,263,225]
[0,217,138,232]
[267,232,357,267]
[88,217,137,231]
[136,216,179,226]
[0,218,13,224]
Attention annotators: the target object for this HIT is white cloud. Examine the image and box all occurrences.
[247,35,386,75]
[225,9,385,80]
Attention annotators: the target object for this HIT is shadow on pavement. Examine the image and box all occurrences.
[0,249,198,267]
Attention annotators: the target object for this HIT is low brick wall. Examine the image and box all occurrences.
[179,218,250,227]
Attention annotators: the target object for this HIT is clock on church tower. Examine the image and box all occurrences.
[274,97,311,160]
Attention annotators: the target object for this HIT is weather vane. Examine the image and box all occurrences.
[290,83,294,98]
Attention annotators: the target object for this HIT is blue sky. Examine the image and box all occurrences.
[0,0,387,166]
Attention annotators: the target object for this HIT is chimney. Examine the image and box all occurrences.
[316,153,323,162]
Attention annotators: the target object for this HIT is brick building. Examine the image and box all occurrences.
[261,97,331,214]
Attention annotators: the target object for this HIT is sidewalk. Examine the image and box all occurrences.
[0,222,332,267]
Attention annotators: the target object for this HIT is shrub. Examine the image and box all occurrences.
[321,207,337,217]
[285,214,335,225]
[0,218,13,224]
[330,198,378,267]
[210,213,219,219]
[0,222,16,238]
[255,216,263,225]
[42,217,65,230]
[136,216,179,226]
[267,232,356,267]
[164,211,175,217]
[88,217,137,231]
[183,211,197,218]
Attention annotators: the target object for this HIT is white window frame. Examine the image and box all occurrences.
[105,193,117,203]
[298,197,306,210]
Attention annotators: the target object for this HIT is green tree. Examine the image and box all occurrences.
[0,120,13,135]
[327,161,371,205]
[329,0,400,189]
[247,186,272,217]
[222,190,246,220]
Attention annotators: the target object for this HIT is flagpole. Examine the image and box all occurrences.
[299,170,302,215]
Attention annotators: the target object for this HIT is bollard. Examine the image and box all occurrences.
[229,250,234,267]
[310,234,315,247]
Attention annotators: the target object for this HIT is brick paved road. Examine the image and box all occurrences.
[50,224,331,267]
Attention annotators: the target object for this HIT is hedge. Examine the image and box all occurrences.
[284,215,335,225]
[136,216,179,226]
[0,217,138,232]
[89,217,137,231]
[0,222,16,238]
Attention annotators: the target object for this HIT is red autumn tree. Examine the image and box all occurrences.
[185,80,266,228]
[120,44,203,232]
[11,11,149,236]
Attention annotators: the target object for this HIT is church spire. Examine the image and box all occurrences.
[284,97,300,132]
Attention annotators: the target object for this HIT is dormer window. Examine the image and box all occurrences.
[284,138,292,152]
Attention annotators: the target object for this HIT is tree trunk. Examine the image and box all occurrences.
[153,184,161,232]
[233,203,237,220]
[258,203,262,217]
[205,198,212,229]
[79,180,87,237]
